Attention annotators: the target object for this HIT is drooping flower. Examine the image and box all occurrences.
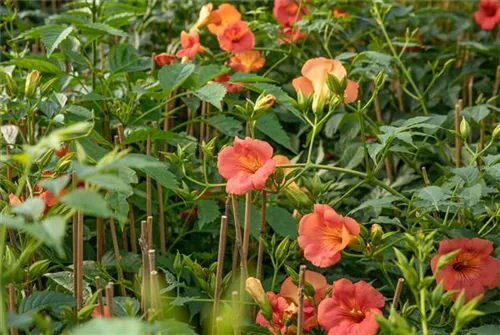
[217,137,276,195]
[190,3,222,32]
[474,0,500,31]
[278,24,307,44]
[207,3,242,35]
[176,31,205,60]
[92,305,112,319]
[255,292,292,335]
[292,57,359,110]
[273,0,308,26]
[154,53,175,67]
[317,279,385,335]
[431,237,500,302]
[298,204,360,267]
[280,270,329,331]
[213,74,244,93]
[229,50,266,73]
[217,21,255,53]
[333,9,349,17]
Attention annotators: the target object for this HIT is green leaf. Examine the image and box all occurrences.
[194,83,227,110]
[11,198,46,220]
[122,127,188,145]
[197,199,220,229]
[113,297,140,317]
[198,64,229,87]
[256,113,295,153]
[467,325,500,335]
[266,207,298,239]
[169,296,199,306]
[80,22,128,37]
[85,174,133,195]
[416,186,452,211]
[6,312,33,330]
[61,189,116,218]
[158,63,195,94]
[247,83,301,119]
[19,291,75,314]
[41,26,73,57]
[349,196,401,214]
[39,175,70,196]
[6,56,63,73]
[209,115,243,136]
[108,43,151,73]
[149,319,197,335]
[71,318,143,335]
[44,271,93,301]
[105,191,129,229]
[451,167,480,186]
[230,72,276,83]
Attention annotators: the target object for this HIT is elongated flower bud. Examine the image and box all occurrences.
[25,70,41,98]
[246,277,272,321]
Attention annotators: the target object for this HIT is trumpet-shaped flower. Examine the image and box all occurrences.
[217,21,255,53]
[317,279,385,335]
[154,53,175,67]
[176,31,204,60]
[474,0,500,31]
[255,292,291,335]
[217,137,276,195]
[229,50,266,73]
[278,24,307,44]
[298,204,360,267]
[431,237,500,302]
[191,3,222,31]
[273,0,308,26]
[292,57,359,108]
[207,3,242,35]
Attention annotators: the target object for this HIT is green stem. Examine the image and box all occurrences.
[307,115,319,164]
[0,226,8,335]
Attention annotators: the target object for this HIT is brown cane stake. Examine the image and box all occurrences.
[150,270,159,316]
[395,79,404,112]
[114,135,130,253]
[372,82,394,182]
[96,217,104,262]
[146,133,152,217]
[468,76,474,107]
[455,102,462,168]
[140,220,151,313]
[232,291,240,335]
[389,278,405,321]
[212,215,229,332]
[109,218,127,296]
[96,277,105,318]
[256,193,266,280]
[240,193,251,296]
[492,65,500,132]
[105,283,114,317]
[147,215,153,248]
[230,195,248,280]
[51,0,57,14]
[162,94,173,154]
[8,284,18,335]
[297,265,307,335]
[421,167,438,219]
[157,182,167,255]
[76,211,84,312]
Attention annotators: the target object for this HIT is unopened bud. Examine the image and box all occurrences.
[25,70,41,98]
[326,73,346,96]
[348,235,365,252]
[254,93,275,115]
[312,93,326,115]
[370,224,383,245]
[4,73,18,97]
[246,277,272,321]
[492,123,500,139]
[459,118,470,138]
[297,90,310,111]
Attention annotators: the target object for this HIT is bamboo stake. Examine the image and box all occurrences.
[492,65,500,131]
[150,270,159,316]
[455,102,462,168]
[105,283,114,317]
[162,94,173,154]
[76,211,84,312]
[157,182,166,255]
[146,132,152,217]
[230,195,248,279]
[96,277,104,318]
[8,284,18,335]
[395,79,404,112]
[6,145,18,249]
[389,278,405,321]
[140,220,151,313]
[212,215,228,332]
[297,265,306,335]
[468,76,474,107]
[256,193,266,280]
[99,43,105,69]
[51,0,57,14]
[372,82,394,182]
[96,217,104,262]
[232,291,240,335]
[241,193,251,296]
[115,135,129,253]
[109,218,127,296]
[147,215,153,248]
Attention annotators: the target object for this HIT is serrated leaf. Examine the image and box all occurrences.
[19,291,75,314]
[452,167,480,186]
[198,64,229,87]
[170,296,199,306]
[85,174,133,195]
[229,72,276,83]
[71,318,143,335]
[266,207,297,239]
[209,115,243,136]
[41,26,73,57]
[256,113,295,153]
[113,297,140,317]
[194,83,226,110]
[61,189,115,218]
[197,199,220,229]
[247,83,302,119]
[11,198,46,220]
[158,63,195,94]
[416,186,452,211]
[6,56,63,73]
[81,22,128,37]
[122,127,189,145]
[39,175,70,196]
[108,43,151,73]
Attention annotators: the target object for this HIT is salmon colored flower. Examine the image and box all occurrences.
[92,305,112,319]
[273,0,308,26]
[217,137,276,195]
[207,3,241,35]
[229,50,266,73]
[255,292,292,335]
[280,270,328,331]
[154,53,175,67]
[9,193,22,206]
[292,57,359,109]
[318,279,385,335]
[217,21,255,53]
[431,237,500,302]
[298,204,360,267]
[55,144,69,157]
[333,9,349,17]
[278,24,307,44]
[176,31,205,60]
[213,74,243,93]
[190,3,222,32]
[474,0,500,31]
